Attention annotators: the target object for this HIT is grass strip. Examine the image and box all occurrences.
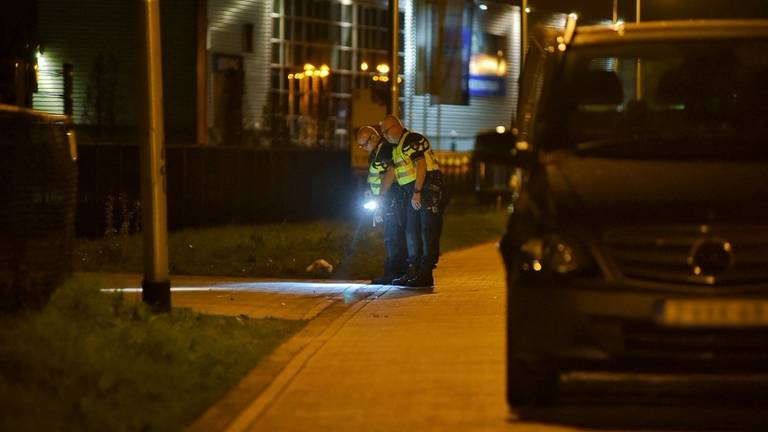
[75,208,507,279]
[0,276,304,431]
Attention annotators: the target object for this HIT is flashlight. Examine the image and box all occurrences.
[363,199,378,211]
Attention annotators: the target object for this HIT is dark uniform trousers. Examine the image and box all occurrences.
[404,171,445,271]
[382,184,408,275]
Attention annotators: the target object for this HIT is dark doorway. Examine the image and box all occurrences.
[211,53,243,145]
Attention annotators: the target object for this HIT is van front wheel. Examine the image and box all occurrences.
[507,356,558,407]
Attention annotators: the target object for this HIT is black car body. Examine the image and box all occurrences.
[0,104,77,311]
[500,19,768,405]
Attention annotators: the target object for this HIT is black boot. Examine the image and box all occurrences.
[391,265,417,286]
[371,271,399,285]
[405,268,434,288]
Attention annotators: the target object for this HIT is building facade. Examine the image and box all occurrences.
[32,0,523,152]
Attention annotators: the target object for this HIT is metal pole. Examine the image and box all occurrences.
[635,0,642,100]
[521,0,528,60]
[63,63,73,116]
[138,0,171,312]
[612,0,619,74]
[436,102,441,150]
[389,0,399,116]
[195,0,208,145]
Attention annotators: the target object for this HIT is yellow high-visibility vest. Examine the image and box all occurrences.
[393,131,439,186]
[367,143,386,195]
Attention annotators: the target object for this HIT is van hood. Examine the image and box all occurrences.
[545,153,768,226]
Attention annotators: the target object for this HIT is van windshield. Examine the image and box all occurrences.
[543,39,768,159]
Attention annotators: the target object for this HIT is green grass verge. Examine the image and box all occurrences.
[75,208,507,279]
[0,276,305,431]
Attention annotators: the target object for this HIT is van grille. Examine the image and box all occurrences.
[603,226,768,285]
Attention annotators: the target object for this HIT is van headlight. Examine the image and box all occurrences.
[519,235,596,276]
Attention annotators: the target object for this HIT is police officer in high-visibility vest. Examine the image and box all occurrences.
[380,115,445,288]
[356,125,407,284]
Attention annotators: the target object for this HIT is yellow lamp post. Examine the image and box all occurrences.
[138,0,170,312]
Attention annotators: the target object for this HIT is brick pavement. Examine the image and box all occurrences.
[204,241,575,432]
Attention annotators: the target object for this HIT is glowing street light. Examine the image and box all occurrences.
[360,61,369,71]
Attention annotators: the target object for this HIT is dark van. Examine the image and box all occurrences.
[500,19,768,405]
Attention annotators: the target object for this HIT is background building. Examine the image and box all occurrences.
[403,0,520,151]
[33,0,196,144]
[30,0,768,149]
[32,0,523,152]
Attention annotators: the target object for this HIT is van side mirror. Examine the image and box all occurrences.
[509,139,535,169]
[473,129,538,168]
[474,130,516,160]
[472,129,536,199]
